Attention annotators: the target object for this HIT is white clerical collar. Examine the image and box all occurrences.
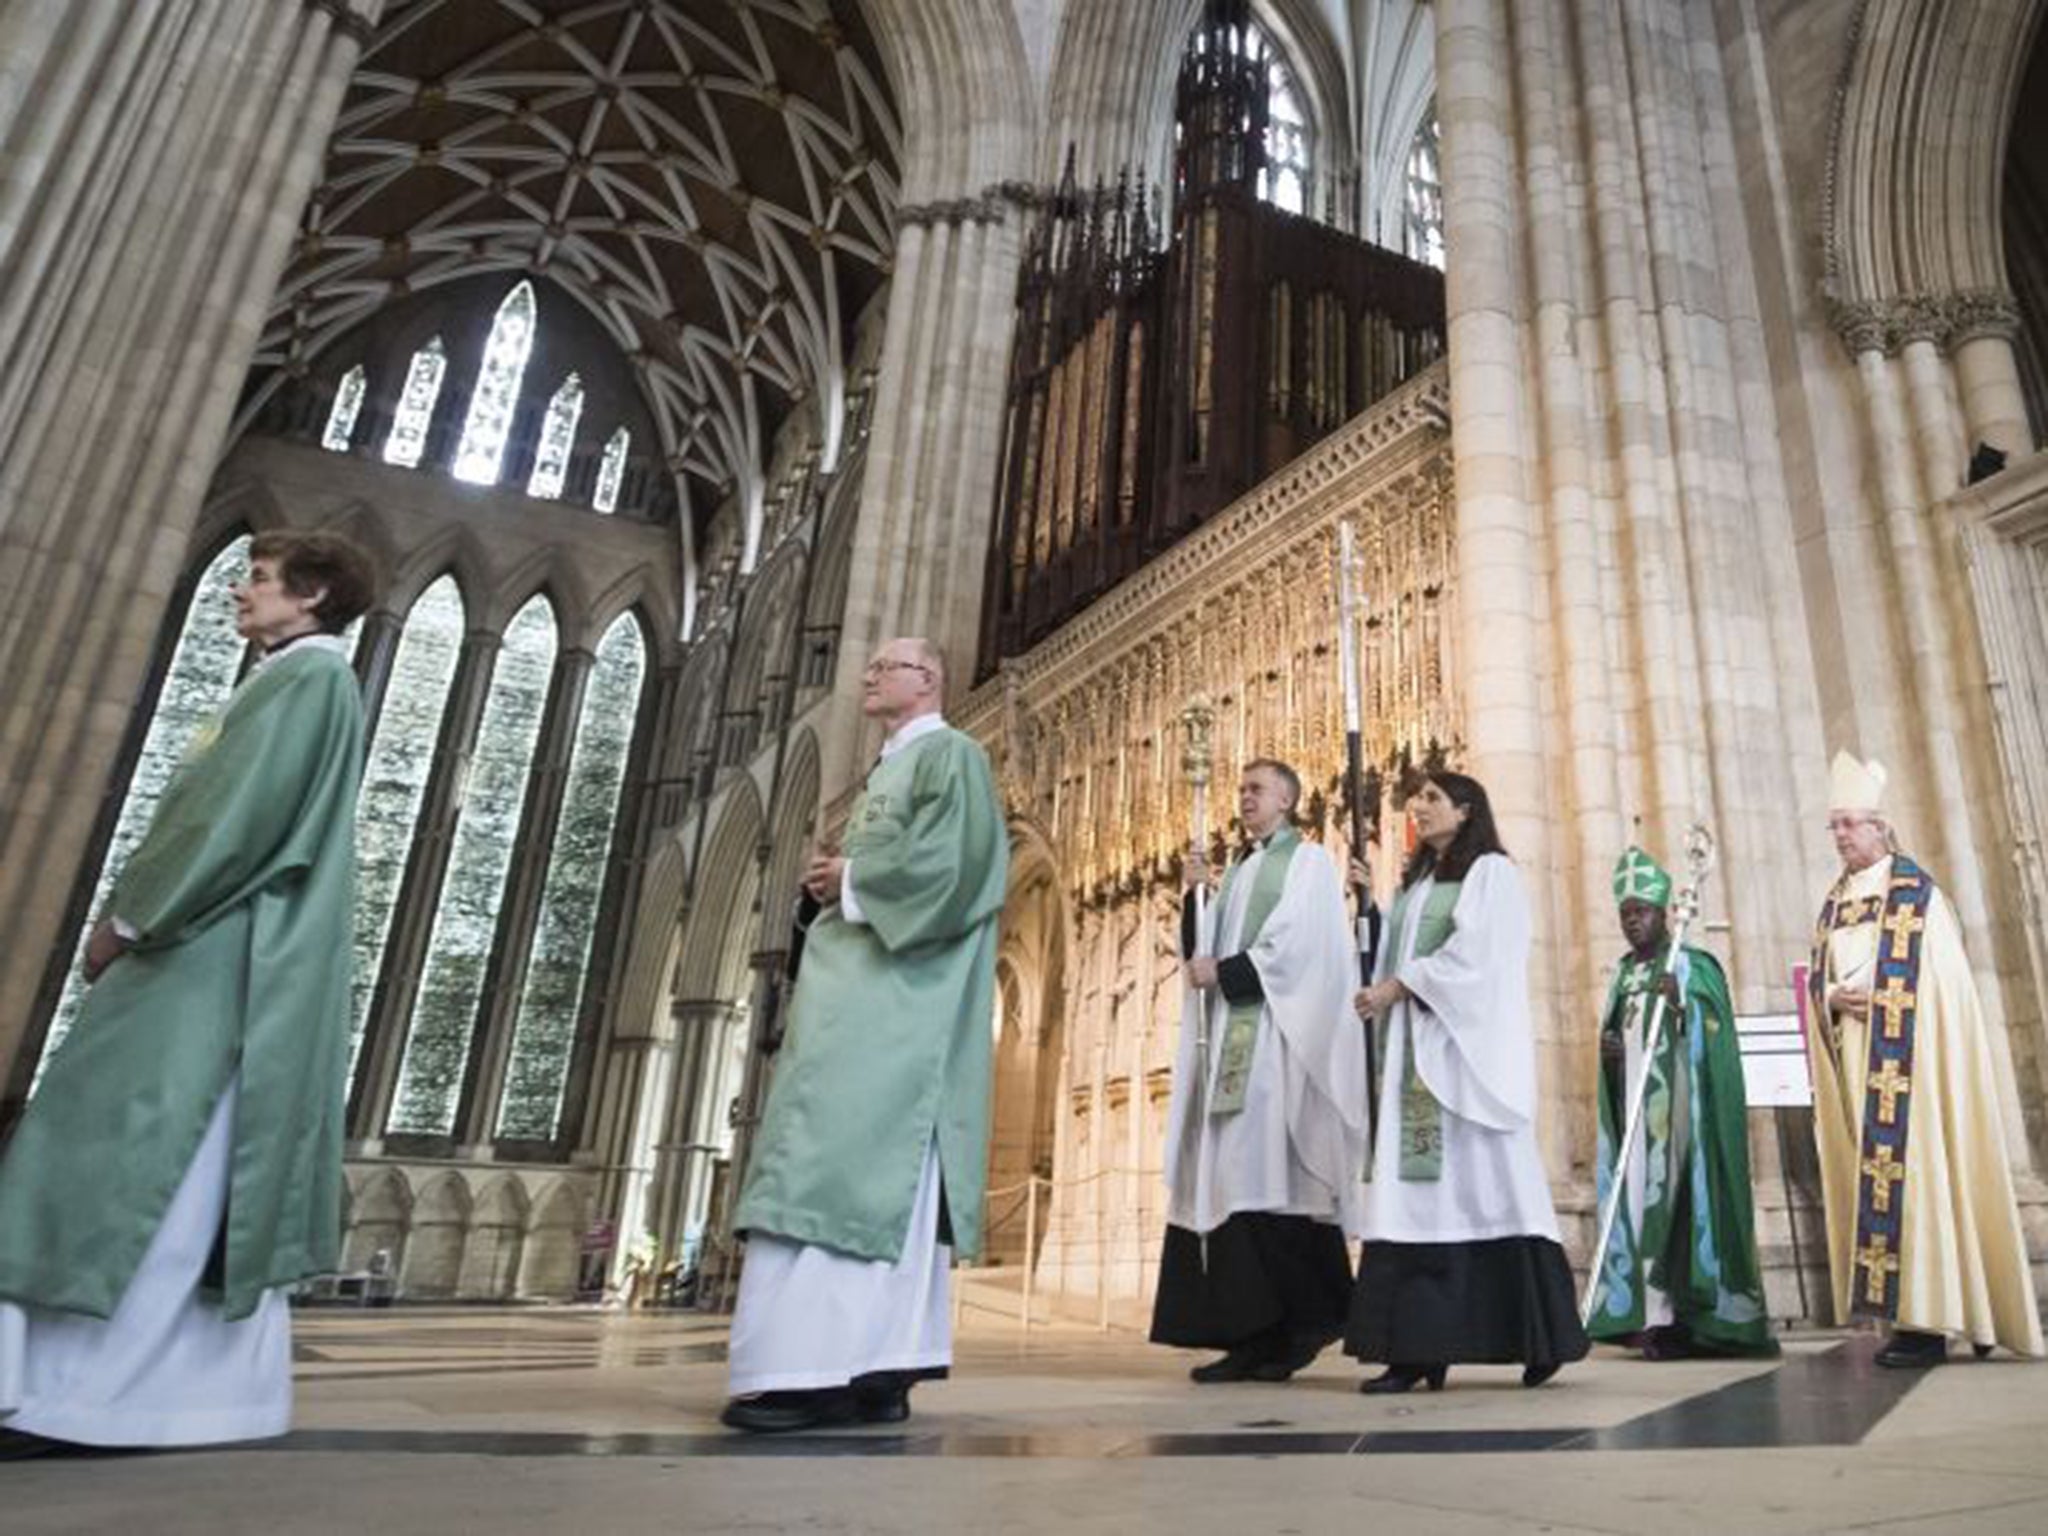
[879,712,947,759]
[1842,854,1893,897]
[254,632,351,676]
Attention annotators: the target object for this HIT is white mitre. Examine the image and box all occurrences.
[1828,749,1887,813]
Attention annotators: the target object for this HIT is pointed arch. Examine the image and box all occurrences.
[527,372,587,501]
[384,335,448,467]
[323,363,368,451]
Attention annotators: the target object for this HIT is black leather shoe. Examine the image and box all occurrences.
[0,1429,66,1461]
[1521,1362,1562,1388]
[854,1388,912,1424]
[1358,1364,1448,1395]
[1876,1330,1947,1369]
[720,1389,858,1433]
[1249,1334,1331,1382]
[1190,1347,1264,1383]
[1973,1343,1995,1360]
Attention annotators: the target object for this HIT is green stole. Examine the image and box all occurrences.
[1207,825,1302,1115]
[1368,877,1461,1181]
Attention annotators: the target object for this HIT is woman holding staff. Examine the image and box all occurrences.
[1344,771,1588,1392]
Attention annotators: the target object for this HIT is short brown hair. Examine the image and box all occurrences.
[1242,757,1302,813]
[249,531,378,634]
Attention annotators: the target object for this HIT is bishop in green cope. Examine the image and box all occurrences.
[722,637,1008,1434]
[1586,847,1774,1359]
[0,531,375,1452]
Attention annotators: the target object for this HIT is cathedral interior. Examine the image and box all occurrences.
[7,0,2048,1528]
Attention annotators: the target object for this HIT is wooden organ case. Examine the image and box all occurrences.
[977,0,1448,680]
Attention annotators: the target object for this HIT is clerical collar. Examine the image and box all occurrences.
[879,712,947,760]
[254,631,350,675]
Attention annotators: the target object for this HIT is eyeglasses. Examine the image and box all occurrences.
[863,660,932,678]
[1824,816,1880,833]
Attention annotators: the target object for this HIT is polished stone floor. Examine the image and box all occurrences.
[9,1304,2048,1533]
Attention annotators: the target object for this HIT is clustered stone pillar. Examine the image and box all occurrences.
[1435,0,1836,1194]
[823,193,1027,787]
[0,0,384,1089]
[649,998,742,1265]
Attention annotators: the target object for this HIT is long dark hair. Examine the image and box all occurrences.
[1400,770,1508,888]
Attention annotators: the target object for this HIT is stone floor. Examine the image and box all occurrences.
[9,1305,2048,1534]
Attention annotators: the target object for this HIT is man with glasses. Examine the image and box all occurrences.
[1804,751,2041,1367]
[721,638,1008,1432]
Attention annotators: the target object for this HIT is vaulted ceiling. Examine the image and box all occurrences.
[244,0,902,563]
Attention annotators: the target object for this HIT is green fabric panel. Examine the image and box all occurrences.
[0,649,365,1321]
[1588,944,1775,1353]
[735,728,1009,1263]
[1368,878,1459,1182]
[1210,825,1300,1115]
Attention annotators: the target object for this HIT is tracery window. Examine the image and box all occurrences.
[387,595,557,1137]
[527,373,584,501]
[1258,34,1311,216]
[495,614,647,1139]
[593,426,630,514]
[453,281,538,485]
[35,535,252,1079]
[1404,105,1445,271]
[323,365,366,452]
[384,337,448,468]
[348,576,465,1078]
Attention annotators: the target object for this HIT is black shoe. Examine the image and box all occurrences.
[1521,1363,1562,1388]
[1190,1346,1265,1384]
[1640,1325,1694,1361]
[0,1429,66,1461]
[853,1387,912,1424]
[720,1388,859,1433]
[1973,1343,1995,1360]
[1248,1334,1332,1383]
[1358,1364,1448,1395]
[1876,1330,1947,1369]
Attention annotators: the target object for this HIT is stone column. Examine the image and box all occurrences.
[353,607,406,740]
[455,646,595,1150]
[347,627,501,1144]
[649,999,740,1262]
[0,0,383,1081]
[822,196,1027,789]
[1949,295,2037,461]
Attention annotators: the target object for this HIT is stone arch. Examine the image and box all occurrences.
[764,728,823,916]
[457,1175,531,1300]
[675,777,767,1000]
[1824,0,2043,311]
[983,821,1071,1268]
[521,1178,590,1299]
[401,1170,473,1300]
[722,542,807,765]
[860,0,1034,205]
[341,1166,413,1276]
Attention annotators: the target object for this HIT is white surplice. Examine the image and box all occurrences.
[1360,854,1563,1244]
[1162,838,1367,1236]
[0,1079,292,1446]
[726,1137,951,1395]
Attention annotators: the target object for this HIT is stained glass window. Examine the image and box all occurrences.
[387,596,557,1136]
[495,614,647,1139]
[1404,105,1445,271]
[527,373,585,501]
[453,281,538,485]
[347,576,465,1080]
[593,426,630,514]
[34,536,252,1081]
[323,365,367,452]
[384,337,447,467]
[1261,44,1310,216]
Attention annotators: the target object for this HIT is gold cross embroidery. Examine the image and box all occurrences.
[1870,1057,1910,1125]
[1880,903,1925,962]
[1858,1238,1900,1305]
[1861,1142,1906,1213]
[1871,976,1916,1040]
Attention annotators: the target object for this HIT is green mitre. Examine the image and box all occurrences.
[1613,844,1673,907]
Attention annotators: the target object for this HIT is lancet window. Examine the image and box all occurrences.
[453,282,538,485]
[323,365,366,451]
[384,337,448,467]
[528,373,585,501]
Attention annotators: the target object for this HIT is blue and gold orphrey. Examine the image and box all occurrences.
[1810,854,1936,1320]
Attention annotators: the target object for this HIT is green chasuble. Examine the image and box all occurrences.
[736,724,1008,1264]
[0,640,364,1322]
[1587,944,1774,1353]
